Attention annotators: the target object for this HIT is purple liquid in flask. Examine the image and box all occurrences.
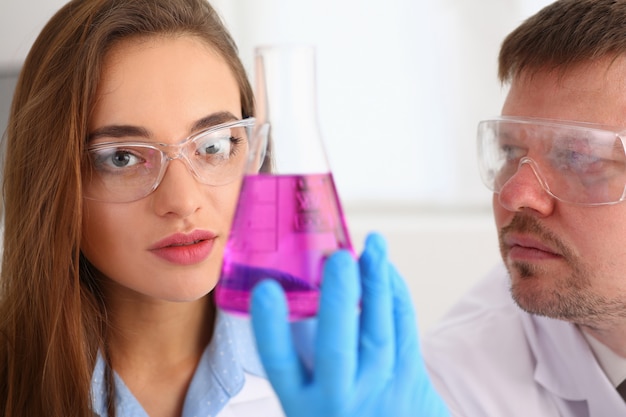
[216,45,352,319]
[216,172,353,320]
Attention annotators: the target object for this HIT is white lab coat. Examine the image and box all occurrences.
[422,263,626,417]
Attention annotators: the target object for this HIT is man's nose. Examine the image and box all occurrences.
[496,158,556,215]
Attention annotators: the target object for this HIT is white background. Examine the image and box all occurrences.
[0,0,553,328]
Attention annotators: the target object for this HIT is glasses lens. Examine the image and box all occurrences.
[478,119,626,205]
[84,144,162,203]
[186,122,251,186]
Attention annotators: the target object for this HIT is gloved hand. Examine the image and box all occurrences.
[250,232,450,417]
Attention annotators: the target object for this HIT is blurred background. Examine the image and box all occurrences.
[0,0,553,329]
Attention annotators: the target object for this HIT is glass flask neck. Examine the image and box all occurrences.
[254,45,328,175]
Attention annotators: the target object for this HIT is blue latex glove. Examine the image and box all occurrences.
[250,233,450,417]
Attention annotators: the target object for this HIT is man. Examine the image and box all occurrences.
[423,0,626,415]
[251,1,626,416]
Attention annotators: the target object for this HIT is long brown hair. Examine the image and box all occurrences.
[0,0,255,415]
[499,0,626,84]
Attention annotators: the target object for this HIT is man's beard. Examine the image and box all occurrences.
[499,214,626,326]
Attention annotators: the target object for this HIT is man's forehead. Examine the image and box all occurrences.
[503,55,626,127]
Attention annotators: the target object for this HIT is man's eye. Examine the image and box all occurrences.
[500,144,526,161]
[559,150,606,173]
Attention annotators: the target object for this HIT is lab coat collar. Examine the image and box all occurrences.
[522,311,626,415]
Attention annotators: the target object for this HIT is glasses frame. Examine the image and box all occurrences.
[477,116,626,206]
[84,117,256,203]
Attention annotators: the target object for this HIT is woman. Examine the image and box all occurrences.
[1,0,280,415]
[0,0,450,416]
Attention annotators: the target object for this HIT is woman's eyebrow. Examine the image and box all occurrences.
[191,111,239,132]
[87,111,240,141]
[88,125,150,141]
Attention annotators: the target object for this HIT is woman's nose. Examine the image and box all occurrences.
[150,159,203,218]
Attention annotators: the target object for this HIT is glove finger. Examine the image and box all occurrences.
[314,249,360,398]
[357,233,395,384]
[387,263,420,385]
[251,280,306,398]
[389,268,450,416]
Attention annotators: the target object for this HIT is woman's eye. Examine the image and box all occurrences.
[111,151,136,167]
[197,136,232,156]
[93,149,142,171]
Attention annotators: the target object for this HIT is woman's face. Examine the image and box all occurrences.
[82,35,243,302]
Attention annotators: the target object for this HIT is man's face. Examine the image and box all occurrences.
[494,56,626,327]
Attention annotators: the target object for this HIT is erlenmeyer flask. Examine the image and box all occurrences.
[215,45,353,320]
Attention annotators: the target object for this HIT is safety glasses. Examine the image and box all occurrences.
[83,118,255,203]
[477,116,626,206]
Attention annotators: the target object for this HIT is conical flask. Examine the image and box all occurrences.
[215,45,353,320]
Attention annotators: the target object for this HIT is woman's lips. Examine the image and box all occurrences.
[149,230,217,265]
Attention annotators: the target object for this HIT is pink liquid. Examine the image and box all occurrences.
[215,173,353,320]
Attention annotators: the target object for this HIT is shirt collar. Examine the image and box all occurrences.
[91,310,266,417]
[582,329,626,388]
[520,310,626,414]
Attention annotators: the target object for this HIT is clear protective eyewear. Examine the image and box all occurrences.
[477,116,626,206]
[83,118,255,203]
